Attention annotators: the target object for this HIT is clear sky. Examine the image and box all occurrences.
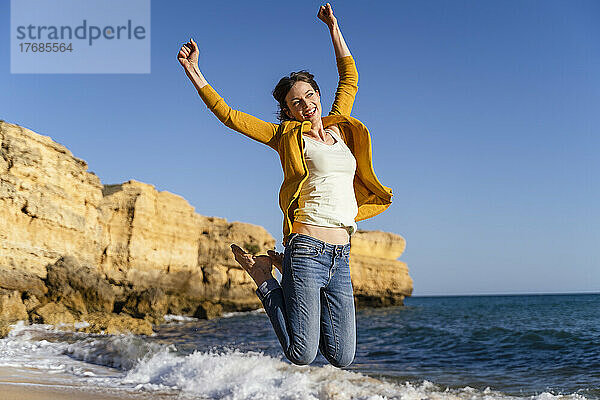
[1,0,598,296]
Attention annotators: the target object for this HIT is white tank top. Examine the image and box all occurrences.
[294,128,359,236]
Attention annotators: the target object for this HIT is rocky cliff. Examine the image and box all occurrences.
[350,230,412,307]
[0,120,412,336]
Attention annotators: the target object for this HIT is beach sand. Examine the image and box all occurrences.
[0,367,167,400]
[0,383,140,400]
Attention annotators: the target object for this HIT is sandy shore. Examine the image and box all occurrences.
[0,367,170,400]
[0,383,142,400]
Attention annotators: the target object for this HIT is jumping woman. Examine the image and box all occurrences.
[177,3,392,368]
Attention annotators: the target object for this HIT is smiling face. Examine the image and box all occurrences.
[284,81,322,123]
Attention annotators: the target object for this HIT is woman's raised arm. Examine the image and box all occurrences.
[178,39,279,149]
[318,3,359,116]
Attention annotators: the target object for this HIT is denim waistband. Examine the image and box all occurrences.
[287,233,351,256]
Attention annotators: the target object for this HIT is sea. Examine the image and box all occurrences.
[0,293,598,400]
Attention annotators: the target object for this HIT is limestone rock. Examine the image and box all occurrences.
[0,122,104,276]
[0,322,11,338]
[123,287,168,323]
[0,289,28,324]
[77,312,153,336]
[0,268,47,298]
[351,230,406,260]
[194,301,223,320]
[33,302,75,325]
[97,180,271,309]
[45,255,115,314]
[350,230,413,307]
[0,121,274,315]
[165,295,205,316]
[23,295,41,312]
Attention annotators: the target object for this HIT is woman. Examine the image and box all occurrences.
[178,3,392,368]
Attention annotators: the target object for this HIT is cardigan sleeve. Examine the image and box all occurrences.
[197,84,280,149]
[328,55,359,117]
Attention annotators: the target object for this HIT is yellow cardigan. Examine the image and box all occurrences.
[197,56,393,246]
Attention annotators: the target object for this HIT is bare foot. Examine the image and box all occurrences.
[267,250,283,275]
[230,244,274,286]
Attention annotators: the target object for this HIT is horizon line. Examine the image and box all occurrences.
[410,290,599,298]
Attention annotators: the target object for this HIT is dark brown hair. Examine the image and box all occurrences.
[272,70,321,122]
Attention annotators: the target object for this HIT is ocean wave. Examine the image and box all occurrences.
[0,322,164,372]
[122,348,592,400]
[0,322,595,400]
[124,347,435,399]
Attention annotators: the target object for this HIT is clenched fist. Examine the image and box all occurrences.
[317,3,337,29]
[178,38,199,70]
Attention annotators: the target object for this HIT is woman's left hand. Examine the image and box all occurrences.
[317,3,337,28]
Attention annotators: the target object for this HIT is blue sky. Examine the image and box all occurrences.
[1,0,598,295]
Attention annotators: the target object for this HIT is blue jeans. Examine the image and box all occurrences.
[255,233,356,367]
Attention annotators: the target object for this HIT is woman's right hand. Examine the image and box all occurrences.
[178,38,199,70]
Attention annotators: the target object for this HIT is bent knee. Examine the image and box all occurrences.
[324,349,355,368]
[286,346,318,366]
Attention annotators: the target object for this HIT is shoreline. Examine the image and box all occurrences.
[0,367,168,400]
[0,383,139,400]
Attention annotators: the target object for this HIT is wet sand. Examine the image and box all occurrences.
[0,383,140,400]
[0,367,167,400]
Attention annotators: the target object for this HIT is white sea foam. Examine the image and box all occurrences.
[0,323,592,400]
[162,310,264,322]
[0,322,163,377]
[123,347,403,399]
[221,309,266,318]
[122,349,591,400]
[163,314,198,323]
